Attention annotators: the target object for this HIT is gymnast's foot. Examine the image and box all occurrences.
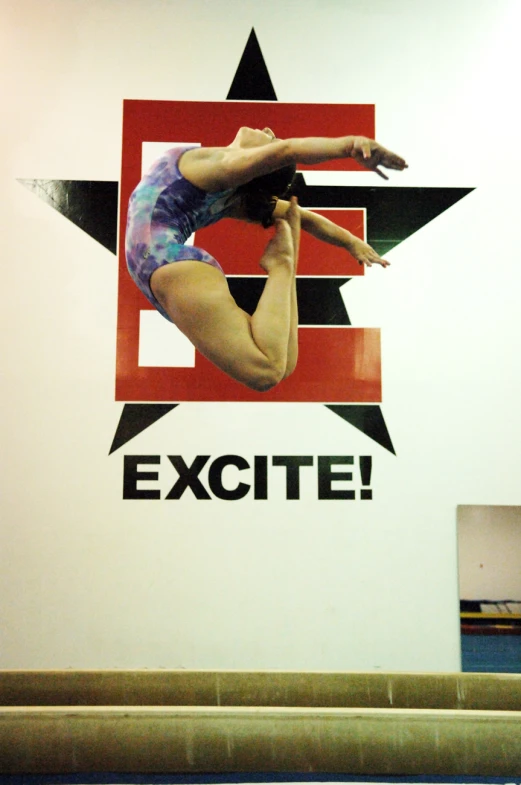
[259,217,295,274]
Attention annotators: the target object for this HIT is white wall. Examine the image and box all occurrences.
[1,0,521,671]
[458,506,521,600]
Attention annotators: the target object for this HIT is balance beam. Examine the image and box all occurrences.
[1,671,521,775]
[2,669,521,709]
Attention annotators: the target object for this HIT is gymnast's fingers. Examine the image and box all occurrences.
[374,167,389,180]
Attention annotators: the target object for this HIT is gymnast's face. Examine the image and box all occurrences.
[231,126,276,148]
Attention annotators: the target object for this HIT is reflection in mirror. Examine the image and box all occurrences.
[458,505,521,672]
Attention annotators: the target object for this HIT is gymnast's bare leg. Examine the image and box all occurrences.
[150,198,301,392]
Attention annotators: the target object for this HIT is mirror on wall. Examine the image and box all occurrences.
[458,505,521,673]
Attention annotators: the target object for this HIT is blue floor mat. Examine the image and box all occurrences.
[461,632,521,672]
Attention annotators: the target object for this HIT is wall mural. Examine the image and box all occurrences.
[18,30,473,503]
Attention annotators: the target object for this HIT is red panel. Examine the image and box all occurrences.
[116,328,381,403]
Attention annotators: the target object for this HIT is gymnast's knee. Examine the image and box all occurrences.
[282,357,297,382]
[242,362,286,392]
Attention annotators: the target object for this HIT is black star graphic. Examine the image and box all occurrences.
[18,28,473,456]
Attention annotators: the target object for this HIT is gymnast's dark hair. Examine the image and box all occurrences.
[237,163,297,228]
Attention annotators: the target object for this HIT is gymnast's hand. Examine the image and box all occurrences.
[349,237,390,268]
[351,136,408,180]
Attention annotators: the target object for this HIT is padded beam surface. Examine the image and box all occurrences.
[2,669,521,710]
[1,705,521,776]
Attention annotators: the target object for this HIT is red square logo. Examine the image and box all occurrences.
[117,100,381,404]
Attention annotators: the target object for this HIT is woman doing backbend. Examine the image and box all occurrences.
[125,128,407,392]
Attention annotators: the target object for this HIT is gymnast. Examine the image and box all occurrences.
[125,127,407,391]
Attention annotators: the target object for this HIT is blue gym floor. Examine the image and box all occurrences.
[461,632,521,672]
[1,777,521,785]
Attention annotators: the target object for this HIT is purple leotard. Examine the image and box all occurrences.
[125,146,238,322]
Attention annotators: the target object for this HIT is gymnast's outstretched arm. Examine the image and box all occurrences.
[180,135,407,192]
[273,200,390,268]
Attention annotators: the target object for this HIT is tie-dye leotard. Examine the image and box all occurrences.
[125,146,238,322]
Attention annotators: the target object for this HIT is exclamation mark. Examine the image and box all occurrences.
[360,456,372,500]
